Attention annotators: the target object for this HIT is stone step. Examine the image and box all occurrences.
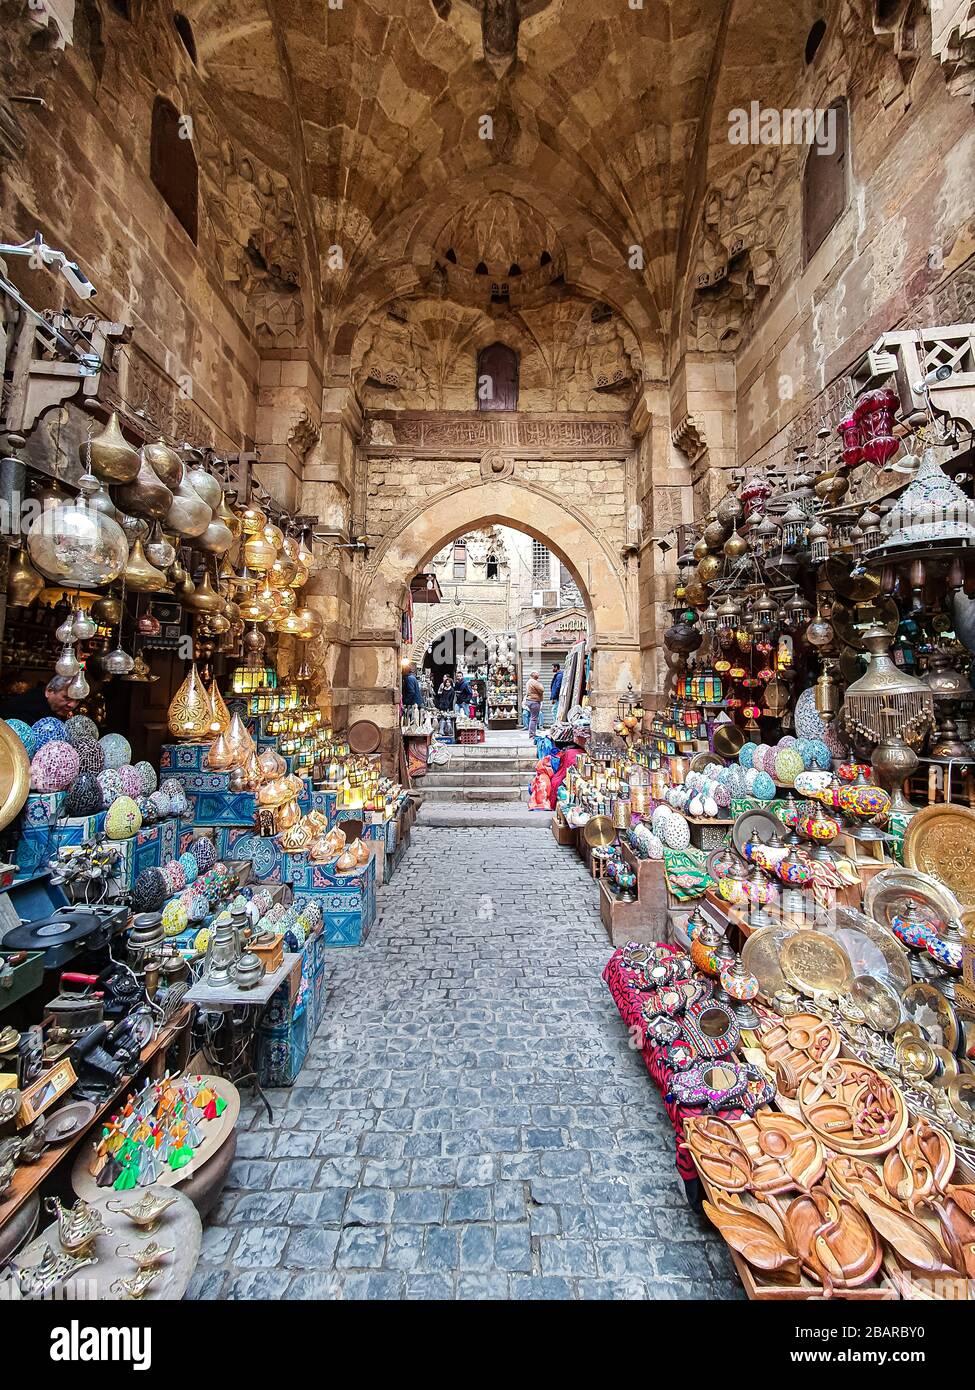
[415,804,547,829]
[436,755,537,772]
[421,769,528,789]
[415,786,525,803]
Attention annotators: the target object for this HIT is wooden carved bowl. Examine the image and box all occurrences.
[786,1186,883,1292]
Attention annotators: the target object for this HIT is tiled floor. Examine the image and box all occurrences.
[191,826,739,1300]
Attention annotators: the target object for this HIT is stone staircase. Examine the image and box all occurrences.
[415,736,546,827]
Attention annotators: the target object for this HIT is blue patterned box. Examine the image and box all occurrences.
[14,814,108,874]
[288,852,377,945]
[216,827,286,881]
[181,775,312,828]
[21,791,67,828]
[310,790,338,819]
[160,742,211,773]
[256,932,327,1086]
[156,816,180,863]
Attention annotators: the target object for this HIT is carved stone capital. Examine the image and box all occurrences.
[670,415,707,465]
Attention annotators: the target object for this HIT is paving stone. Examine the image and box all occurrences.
[197,826,731,1300]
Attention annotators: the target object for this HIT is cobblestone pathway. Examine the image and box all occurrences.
[192,827,738,1300]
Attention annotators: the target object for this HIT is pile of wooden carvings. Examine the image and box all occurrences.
[686,1011,975,1300]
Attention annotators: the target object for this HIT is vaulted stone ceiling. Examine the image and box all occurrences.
[180,0,955,380]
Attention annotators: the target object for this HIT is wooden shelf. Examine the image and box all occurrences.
[0,1004,193,1230]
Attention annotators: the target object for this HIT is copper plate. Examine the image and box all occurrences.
[583,815,615,848]
[712,723,745,758]
[780,931,853,998]
[348,719,381,755]
[900,981,959,1052]
[824,556,881,602]
[817,906,912,993]
[0,719,30,833]
[904,805,975,911]
[732,808,785,858]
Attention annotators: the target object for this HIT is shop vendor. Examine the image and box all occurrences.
[0,673,80,723]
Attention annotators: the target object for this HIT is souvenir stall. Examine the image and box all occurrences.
[487,659,519,729]
[555,394,975,1298]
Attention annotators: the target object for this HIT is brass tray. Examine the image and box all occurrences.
[824,556,881,603]
[815,905,912,993]
[900,981,959,1053]
[732,808,784,858]
[0,719,31,834]
[948,1075,975,1126]
[741,921,802,1000]
[864,867,962,939]
[904,804,975,911]
[851,974,902,1034]
[780,931,853,999]
[690,752,726,773]
[713,723,745,759]
[583,815,615,849]
[831,597,899,650]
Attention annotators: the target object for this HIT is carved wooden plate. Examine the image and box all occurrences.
[882,1119,956,1211]
[786,1186,883,1290]
[798,1058,909,1157]
[904,805,975,911]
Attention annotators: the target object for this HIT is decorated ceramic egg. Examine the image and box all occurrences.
[178,850,199,885]
[117,764,143,798]
[688,794,705,817]
[30,740,80,792]
[823,722,848,759]
[105,795,142,839]
[651,804,673,833]
[63,771,104,817]
[796,738,816,770]
[794,687,825,739]
[65,715,99,747]
[188,895,210,923]
[190,836,217,873]
[97,768,125,803]
[738,743,756,770]
[713,783,732,809]
[99,732,132,769]
[148,789,172,819]
[133,760,158,795]
[136,795,158,825]
[160,779,189,817]
[662,813,691,851]
[131,866,168,913]
[752,771,776,802]
[161,898,188,937]
[778,735,797,749]
[807,739,833,771]
[6,718,36,757]
[32,716,68,750]
[73,738,105,776]
[194,927,211,953]
[162,859,186,893]
[703,795,719,819]
[774,747,804,787]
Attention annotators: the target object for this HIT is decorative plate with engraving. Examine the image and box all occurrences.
[798,1058,909,1156]
[780,931,853,999]
[817,906,912,993]
[741,921,802,1000]
[904,805,975,911]
[851,974,902,1034]
[864,867,962,940]
[900,981,959,1053]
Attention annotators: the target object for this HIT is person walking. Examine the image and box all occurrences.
[525,670,544,738]
[550,663,563,706]
[436,674,455,736]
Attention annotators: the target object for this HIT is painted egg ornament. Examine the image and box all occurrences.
[32,716,68,750]
[161,899,188,937]
[643,832,664,859]
[63,772,104,817]
[738,743,756,770]
[188,894,210,923]
[97,769,125,803]
[134,760,158,795]
[796,738,816,770]
[117,765,143,798]
[194,928,210,953]
[105,795,142,839]
[162,859,187,893]
[752,771,776,802]
[794,688,826,739]
[190,837,217,873]
[662,814,691,851]
[651,805,673,833]
[131,867,168,913]
[807,739,833,771]
[778,735,797,749]
[774,747,805,786]
[6,719,36,757]
[160,779,189,816]
[725,767,747,799]
[713,783,732,809]
[30,740,80,792]
[74,739,105,775]
[703,795,719,819]
[148,789,172,819]
[65,715,99,747]
[136,795,158,825]
[178,850,199,885]
[99,733,132,769]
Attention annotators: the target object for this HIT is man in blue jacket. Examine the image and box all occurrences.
[550,664,563,704]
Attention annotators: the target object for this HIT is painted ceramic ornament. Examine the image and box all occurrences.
[796,738,816,770]
[162,859,186,893]
[889,913,934,950]
[30,740,80,792]
[105,795,142,839]
[925,932,962,972]
[713,783,732,809]
[161,899,188,937]
[794,687,826,739]
[99,733,132,769]
[794,769,832,796]
[663,813,691,850]
[187,894,209,923]
[32,716,68,750]
[63,772,104,817]
[7,718,37,756]
[753,745,771,774]
[774,747,805,786]
[703,795,719,819]
[725,766,747,798]
[191,836,217,872]
[136,795,158,825]
[718,877,747,905]
[65,715,99,747]
[74,738,105,775]
[130,867,168,913]
[133,761,157,795]
[147,789,171,819]
[738,743,756,770]
[689,794,705,817]
[117,765,144,798]
[651,804,674,833]
[159,779,188,816]
[837,784,890,820]
[97,768,125,803]
[178,850,199,885]
[779,736,797,749]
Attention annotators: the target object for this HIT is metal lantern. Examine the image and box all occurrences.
[783,589,811,628]
[716,596,740,631]
[751,590,778,633]
[701,602,719,634]
[808,519,830,565]
[752,514,779,559]
[780,500,807,549]
[859,508,883,551]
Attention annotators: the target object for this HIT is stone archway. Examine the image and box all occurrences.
[348,477,640,755]
[410,613,497,668]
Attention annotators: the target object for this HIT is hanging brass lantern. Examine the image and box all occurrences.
[7,547,45,606]
[143,437,182,489]
[84,411,140,484]
[269,552,298,587]
[168,662,212,740]
[115,449,174,521]
[165,467,212,538]
[123,538,168,592]
[196,515,234,556]
[242,531,277,572]
[237,502,268,536]
[182,570,222,613]
[217,495,242,540]
[295,607,324,640]
[697,554,723,585]
[91,593,123,626]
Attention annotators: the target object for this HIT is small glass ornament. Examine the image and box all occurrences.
[67,669,90,700]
